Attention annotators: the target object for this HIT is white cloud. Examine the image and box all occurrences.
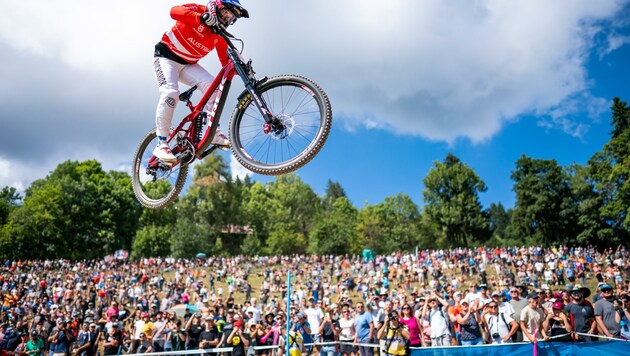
[0,0,627,189]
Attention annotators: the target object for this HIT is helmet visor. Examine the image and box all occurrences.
[219,6,241,25]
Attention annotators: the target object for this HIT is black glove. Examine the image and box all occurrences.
[201,12,218,27]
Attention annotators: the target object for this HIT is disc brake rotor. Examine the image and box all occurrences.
[269,114,295,140]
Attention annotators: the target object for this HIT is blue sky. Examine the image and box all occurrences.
[1,0,629,210]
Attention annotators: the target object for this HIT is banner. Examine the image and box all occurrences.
[409,341,630,356]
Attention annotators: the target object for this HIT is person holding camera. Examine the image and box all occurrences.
[49,319,72,356]
[318,312,340,356]
[185,312,204,350]
[376,311,409,356]
[594,284,621,338]
[615,295,630,339]
[481,300,518,344]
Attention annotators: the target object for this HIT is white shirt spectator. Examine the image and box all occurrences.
[485,312,515,344]
[304,306,324,333]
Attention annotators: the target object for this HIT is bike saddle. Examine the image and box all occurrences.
[179,85,198,102]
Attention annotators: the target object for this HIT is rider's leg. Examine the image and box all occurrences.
[180,64,231,148]
[153,57,184,162]
[154,57,184,141]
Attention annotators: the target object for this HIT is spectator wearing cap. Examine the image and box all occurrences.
[508,286,527,342]
[448,292,463,345]
[520,293,545,342]
[593,282,607,304]
[455,299,484,346]
[103,314,121,336]
[421,290,452,346]
[227,319,250,356]
[491,290,514,317]
[13,332,29,355]
[49,318,72,356]
[542,301,572,342]
[248,320,267,356]
[219,309,236,352]
[200,316,220,351]
[564,285,595,341]
[293,311,313,353]
[185,311,204,350]
[76,322,97,356]
[594,284,622,338]
[25,330,44,356]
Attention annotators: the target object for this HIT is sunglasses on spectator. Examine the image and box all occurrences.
[487,305,498,309]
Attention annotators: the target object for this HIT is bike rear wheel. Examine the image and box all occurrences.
[229,75,332,175]
[131,128,188,209]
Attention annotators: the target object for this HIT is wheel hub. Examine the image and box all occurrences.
[268,114,295,140]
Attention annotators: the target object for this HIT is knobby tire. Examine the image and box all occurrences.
[229,75,332,175]
[131,128,188,209]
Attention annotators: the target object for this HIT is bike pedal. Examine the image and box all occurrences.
[214,144,231,151]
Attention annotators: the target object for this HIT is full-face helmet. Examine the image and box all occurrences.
[208,0,249,26]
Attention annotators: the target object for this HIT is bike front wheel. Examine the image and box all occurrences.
[131,128,188,209]
[229,75,332,175]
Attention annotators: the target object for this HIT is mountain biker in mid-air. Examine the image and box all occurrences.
[152,0,249,164]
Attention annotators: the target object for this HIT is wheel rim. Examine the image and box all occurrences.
[234,82,325,168]
[134,135,184,203]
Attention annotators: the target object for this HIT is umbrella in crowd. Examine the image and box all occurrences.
[166,304,199,317]
[196,252,207,259]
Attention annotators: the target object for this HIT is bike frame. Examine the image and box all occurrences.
[149,27,273,168]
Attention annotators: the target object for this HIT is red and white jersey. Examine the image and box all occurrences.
[160,4,229,65]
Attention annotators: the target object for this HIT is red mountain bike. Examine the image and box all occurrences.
[132,26,332,209]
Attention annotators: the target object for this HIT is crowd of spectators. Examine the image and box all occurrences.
[0,245,629,356]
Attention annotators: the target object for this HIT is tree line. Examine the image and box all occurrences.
[0,98,628,260]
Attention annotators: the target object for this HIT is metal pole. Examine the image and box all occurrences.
[286,270,291,356]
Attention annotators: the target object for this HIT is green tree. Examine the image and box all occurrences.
[308,197,358,255]
[487,203,511,239]
[422,154,488,247]
[355,194,422,253]
[240,182,275,255]
[169,155,246,257]
[0,186,22,226]
[585,97,630,243]
[323,179,348,207]
[566,164,609,246]
[0,160,141,259]
[510,156,577,245]
[263,174,321,254]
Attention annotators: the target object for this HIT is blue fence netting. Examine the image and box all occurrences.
[409,340,630,356]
